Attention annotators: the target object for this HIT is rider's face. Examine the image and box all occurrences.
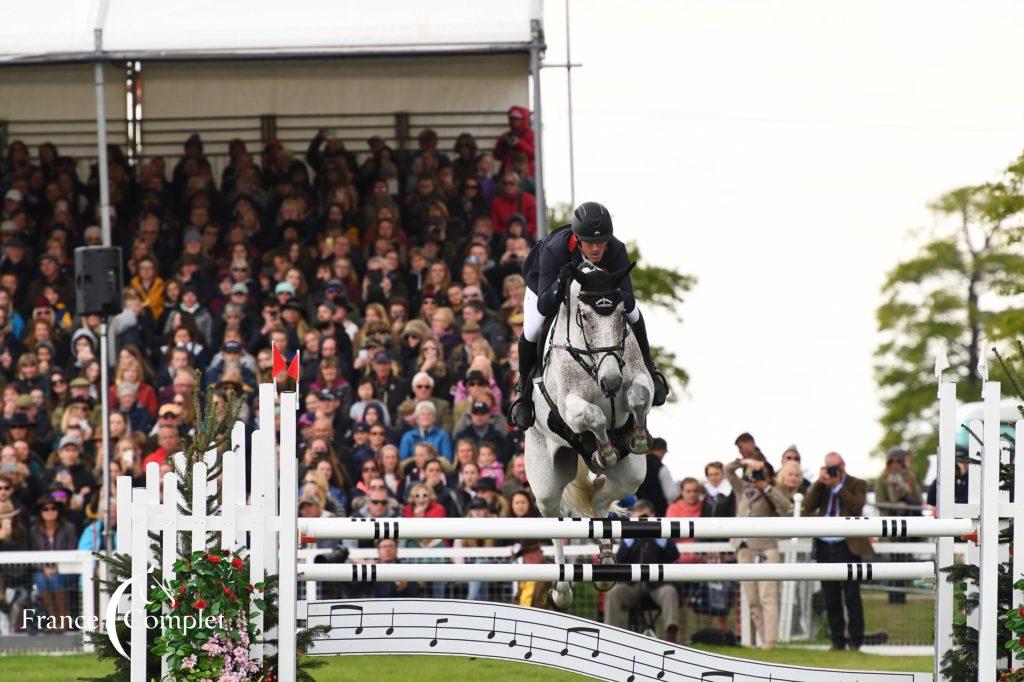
[580,241,608,263]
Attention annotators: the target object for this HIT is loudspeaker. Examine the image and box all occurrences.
[74,246,123,317]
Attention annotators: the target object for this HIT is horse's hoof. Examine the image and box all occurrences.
[594,544,615,591]
[550,582,573,609]
[593,580,614,592]
[594,443,620,469]
[629,427,652,454]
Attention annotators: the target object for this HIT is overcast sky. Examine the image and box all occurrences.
[536,0,1024,480]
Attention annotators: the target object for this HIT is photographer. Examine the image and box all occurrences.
[801,452,869,651]
[368,538,420,598]
[725,457,792,649]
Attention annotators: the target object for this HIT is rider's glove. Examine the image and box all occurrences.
[556,263,575,299]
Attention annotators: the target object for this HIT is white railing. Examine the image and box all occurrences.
[0,549,97,649]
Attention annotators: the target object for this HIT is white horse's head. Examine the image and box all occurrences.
[567,261,637,396]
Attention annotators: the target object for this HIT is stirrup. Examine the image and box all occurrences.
[506,396,535,429]
[651,369,669,406]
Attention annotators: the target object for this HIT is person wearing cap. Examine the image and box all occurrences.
[634,437,676,516]
[471,476,509,516]
[875,447,922,514]
[490,168,537,238]
[447,320,483,380]
[493,105,535,176]
[115,383,154,435]
[43,435,97,516]
[0,233,33,282]
[399,401,452,462]
[507,201,669,429]
[455,399,511,463]
[369,349,410,423]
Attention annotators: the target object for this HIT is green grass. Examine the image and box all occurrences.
[690,645,932,673]
[0,647,933,680]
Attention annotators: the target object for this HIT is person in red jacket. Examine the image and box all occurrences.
[490,170,537,237]
[401,481,446,518]
[493,105,535,175]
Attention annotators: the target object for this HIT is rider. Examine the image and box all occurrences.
[506,201,669,429]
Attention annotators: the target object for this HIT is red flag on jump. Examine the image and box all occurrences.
[272,342,286,378]
[287,351,300,382]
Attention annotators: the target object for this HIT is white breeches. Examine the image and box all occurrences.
[523,287,640,343]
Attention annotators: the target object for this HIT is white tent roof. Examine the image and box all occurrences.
[1,0,540,64]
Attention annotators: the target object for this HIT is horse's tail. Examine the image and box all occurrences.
[559,457,628,518]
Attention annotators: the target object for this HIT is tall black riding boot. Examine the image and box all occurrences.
[506,337,539,429]
[630,312,669,406]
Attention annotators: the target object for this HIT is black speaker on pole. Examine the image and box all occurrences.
[74,246,124,317]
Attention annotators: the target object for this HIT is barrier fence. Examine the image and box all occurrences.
[107,360,1023,681]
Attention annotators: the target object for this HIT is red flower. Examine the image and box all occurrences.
[231,557,244,570]
[247,584,254,592]
[224,588,232,596]
[223,549,230,556]
[206,553,221,564]
[193,599,207,610]
[1019,607,1024,617]
[178,586,185,595]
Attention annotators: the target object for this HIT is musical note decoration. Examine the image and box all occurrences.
[306,598,928,682]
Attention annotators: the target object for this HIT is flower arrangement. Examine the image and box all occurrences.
[149,549,268,681]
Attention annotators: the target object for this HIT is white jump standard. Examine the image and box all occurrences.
[299,515,971,542]
[299,561,936,583]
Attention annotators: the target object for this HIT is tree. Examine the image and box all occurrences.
[875,155,1024,474]
[548,204,697,396]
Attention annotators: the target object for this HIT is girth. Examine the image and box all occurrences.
[534,377,635,464]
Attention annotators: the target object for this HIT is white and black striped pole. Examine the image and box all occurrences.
[298,516,971,542]
[298,561,935,584]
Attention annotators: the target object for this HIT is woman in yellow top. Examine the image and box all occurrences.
[130,255,165,320]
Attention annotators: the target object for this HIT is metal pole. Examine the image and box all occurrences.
[565,0,576,207]
[94,27,114,557]
[530,20,548,237]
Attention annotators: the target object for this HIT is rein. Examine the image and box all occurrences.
[547,284,629,422]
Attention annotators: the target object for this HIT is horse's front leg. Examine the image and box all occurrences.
[626,378,653,454]
[563,394,618,469]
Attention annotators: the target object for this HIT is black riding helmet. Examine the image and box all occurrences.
[570,202,613,243]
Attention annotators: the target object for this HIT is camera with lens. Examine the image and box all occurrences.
[826,465,841,478]
[750,469,766,482]
[314,544,350,564]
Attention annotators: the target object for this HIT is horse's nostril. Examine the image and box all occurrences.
[601,376,621,394]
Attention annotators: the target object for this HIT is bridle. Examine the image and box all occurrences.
[548,281,628,402]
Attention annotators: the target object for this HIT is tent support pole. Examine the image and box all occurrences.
[530,20,548,237]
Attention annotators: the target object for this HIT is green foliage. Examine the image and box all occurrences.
[875,156,1024,476]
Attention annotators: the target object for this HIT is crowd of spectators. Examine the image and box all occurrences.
[0,107,540,631]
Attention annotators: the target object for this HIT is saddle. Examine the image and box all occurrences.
[531,314,635,466]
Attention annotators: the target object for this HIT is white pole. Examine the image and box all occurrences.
[1014,419,1024,671]
[530,20,547,237]
[933,380,956,678]
[978,380,1000,682]
[297,515,971,542]
[298,561,934,584]
[277,392,298,682]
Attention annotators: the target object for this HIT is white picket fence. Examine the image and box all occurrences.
[110,361,1023,681]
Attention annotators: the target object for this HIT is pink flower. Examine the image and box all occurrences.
[182,654,198,670]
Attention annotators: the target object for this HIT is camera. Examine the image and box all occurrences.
[751,469,765,481]
[314,545,350,564]
[826,465,841,478]
[368,270,384,284]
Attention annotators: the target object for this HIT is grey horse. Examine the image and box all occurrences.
[524,261,654,608]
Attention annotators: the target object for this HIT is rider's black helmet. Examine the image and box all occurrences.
[571,202,613,244]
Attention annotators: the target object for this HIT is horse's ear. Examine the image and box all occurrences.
[612,261,637,285]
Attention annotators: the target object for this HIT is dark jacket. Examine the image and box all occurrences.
[615,537,680,589]
[801,474,872,557]
[522,225,635,317]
